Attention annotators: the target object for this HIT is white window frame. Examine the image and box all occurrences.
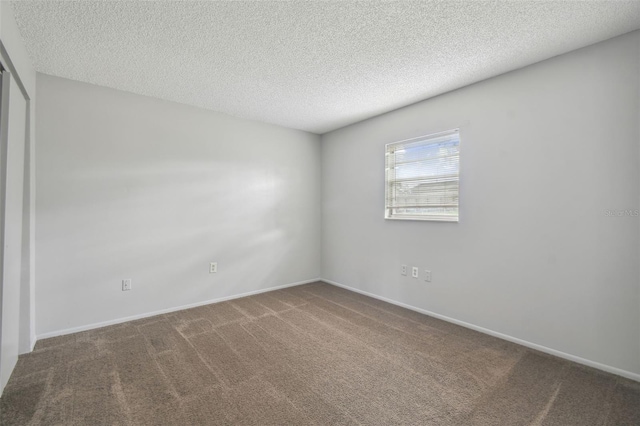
[385,129,460,222]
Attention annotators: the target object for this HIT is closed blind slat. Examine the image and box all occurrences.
[385,129,460,221]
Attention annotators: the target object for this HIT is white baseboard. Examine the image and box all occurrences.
[36,278,321,342]
[322,278,640,383]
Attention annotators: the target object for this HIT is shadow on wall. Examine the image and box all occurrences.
[37,157,303,332]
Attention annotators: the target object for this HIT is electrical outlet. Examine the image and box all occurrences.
[209,262,217,273]
[424,270,432,282]
[411,267,418,278]
[401,265,407,276]
[122,279,132,291]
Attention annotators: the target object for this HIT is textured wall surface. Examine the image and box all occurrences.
[322,32,640,374]
[35,74,321,336]
[11,1,640,133]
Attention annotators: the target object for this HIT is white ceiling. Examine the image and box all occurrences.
[11,1,640,134]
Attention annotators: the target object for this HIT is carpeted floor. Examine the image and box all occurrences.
[1,281,639,425]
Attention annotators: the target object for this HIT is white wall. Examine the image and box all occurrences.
[0,1,36,394]
[0,75,26,390]
[19,97,34,356]
[36,74,321,336]
[322,31,640,375]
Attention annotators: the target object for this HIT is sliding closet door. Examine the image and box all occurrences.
[0,70,27,391]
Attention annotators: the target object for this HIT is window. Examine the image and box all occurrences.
[385,129,460,222]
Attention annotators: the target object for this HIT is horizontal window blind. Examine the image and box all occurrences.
[385,129,460,221]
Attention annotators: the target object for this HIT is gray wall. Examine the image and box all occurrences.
[36,74,321,336]
[321,32,640,374]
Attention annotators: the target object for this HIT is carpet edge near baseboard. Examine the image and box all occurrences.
[35,277,322,342]
[322,278,640,383]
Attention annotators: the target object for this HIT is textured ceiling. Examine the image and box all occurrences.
[11,1,640,134]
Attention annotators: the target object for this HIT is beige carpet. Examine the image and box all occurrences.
[1,281,639,425]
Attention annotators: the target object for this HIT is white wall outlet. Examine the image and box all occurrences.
[411,267,418,278]
[209,262,217,273]
[401,265,407,276]
[122,279,132,291]
[424,270,432,282]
